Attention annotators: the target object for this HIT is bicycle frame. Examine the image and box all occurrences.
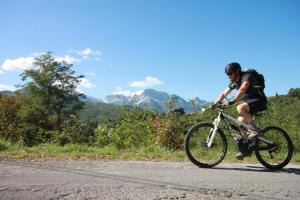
[207,108,274,147]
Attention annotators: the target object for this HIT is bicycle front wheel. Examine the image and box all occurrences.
[184,123,227,168]
[255,126,293,170]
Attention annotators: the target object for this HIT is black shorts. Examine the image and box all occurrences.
[244,96,267,115]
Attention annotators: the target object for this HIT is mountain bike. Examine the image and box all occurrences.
[184,102,294,169]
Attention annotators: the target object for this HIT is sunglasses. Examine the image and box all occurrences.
[227,71,234,76]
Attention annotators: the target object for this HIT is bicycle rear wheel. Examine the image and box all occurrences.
[184,123,227,168]
[255,126,293,170]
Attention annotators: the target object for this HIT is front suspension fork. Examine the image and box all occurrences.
[207,114,221,148]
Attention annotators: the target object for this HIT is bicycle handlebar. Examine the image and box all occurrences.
[209,102,227,110]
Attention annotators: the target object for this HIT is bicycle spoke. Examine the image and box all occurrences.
[255,126,293,169]
[185,123,227,168]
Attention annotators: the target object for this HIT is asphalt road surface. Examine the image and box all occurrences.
[0,159,299,200]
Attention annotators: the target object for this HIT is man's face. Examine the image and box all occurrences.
[227,70,238,82]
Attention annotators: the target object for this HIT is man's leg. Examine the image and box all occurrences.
[235,102,253,160]
[236,102,253,138]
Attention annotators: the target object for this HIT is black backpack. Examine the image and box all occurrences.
[245,69,265,90]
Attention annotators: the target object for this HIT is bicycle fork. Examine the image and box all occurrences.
[207,113,222,148]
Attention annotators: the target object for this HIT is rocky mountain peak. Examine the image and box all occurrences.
[102,89,206,112]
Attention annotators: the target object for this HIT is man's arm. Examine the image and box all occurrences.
[233,80,250,101]
[215,87,232,104]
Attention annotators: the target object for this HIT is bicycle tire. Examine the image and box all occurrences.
[184,123,227,168]
[255,126,293,170]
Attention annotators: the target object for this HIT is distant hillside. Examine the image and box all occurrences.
[79,101,123,123]
[0,90,15,96]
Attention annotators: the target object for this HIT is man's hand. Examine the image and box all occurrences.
[228,99,236,105]
[223,99,235,108]
[211,102,218,109]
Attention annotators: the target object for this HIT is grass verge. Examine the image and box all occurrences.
[0,139,299,164]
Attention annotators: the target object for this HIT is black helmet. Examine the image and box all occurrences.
[225,62,241,74]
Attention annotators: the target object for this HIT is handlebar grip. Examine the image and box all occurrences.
[210,102,227,110]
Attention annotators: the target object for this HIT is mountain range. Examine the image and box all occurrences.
[102,89,206,112]
[0,90,15,96]
[0,89,207,113]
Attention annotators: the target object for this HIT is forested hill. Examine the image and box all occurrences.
[264,89,300,133]
[79,101,124,124]
[0,91,14,96]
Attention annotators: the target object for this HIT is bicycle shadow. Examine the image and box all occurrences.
[211,165,300,175]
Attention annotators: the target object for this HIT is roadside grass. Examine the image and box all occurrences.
[0,139,299,164]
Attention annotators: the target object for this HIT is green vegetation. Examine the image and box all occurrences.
[0,54,299,163]
[1,138,299,163]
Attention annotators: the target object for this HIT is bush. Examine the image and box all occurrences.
[55,118,95,146]
[94,124,114,147]
[16,124,45,146]
[0,139,9,151]
[150,112,187,150]
[95,107,154,149]
[95,118,153,149]
[0,94,20,140]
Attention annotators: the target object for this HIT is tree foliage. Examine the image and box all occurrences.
[0,52,86,145]
[20,52,85,131]
[288,88,300,99]
[0,94,20,140]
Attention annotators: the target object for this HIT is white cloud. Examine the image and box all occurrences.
[55,55,80,64]
[1,53,81,73]
[113,87,144,97]
[1,57,35,72]
[130,76,163,87]
[79,78,96,89]
[31,52,46,57]
[113,87,132,96]
[0,84,16,91]
[31,52,80,64]
[70,48,102,61]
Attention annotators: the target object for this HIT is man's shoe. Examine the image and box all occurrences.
[235,151,252,160]
[235,152,244,160]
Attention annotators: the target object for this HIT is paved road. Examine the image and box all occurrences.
[0,159,299,200]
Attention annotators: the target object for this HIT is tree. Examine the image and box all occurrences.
[288,88,300,99]
[20,52,85,131]
[189,99,197,113]
[166,95,178,112]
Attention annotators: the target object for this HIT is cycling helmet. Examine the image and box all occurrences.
[225,62,241,74]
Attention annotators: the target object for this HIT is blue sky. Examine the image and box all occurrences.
[0,0,299,101]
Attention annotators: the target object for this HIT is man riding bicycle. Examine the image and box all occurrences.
[214,62,267,160]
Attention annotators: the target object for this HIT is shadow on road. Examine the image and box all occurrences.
[211,165,300,175]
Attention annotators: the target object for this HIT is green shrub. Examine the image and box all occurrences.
[150,112,187,150]
[0,139,9,151]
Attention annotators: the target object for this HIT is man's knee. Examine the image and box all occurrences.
[236,103,250,115]
[236,104,245,114]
